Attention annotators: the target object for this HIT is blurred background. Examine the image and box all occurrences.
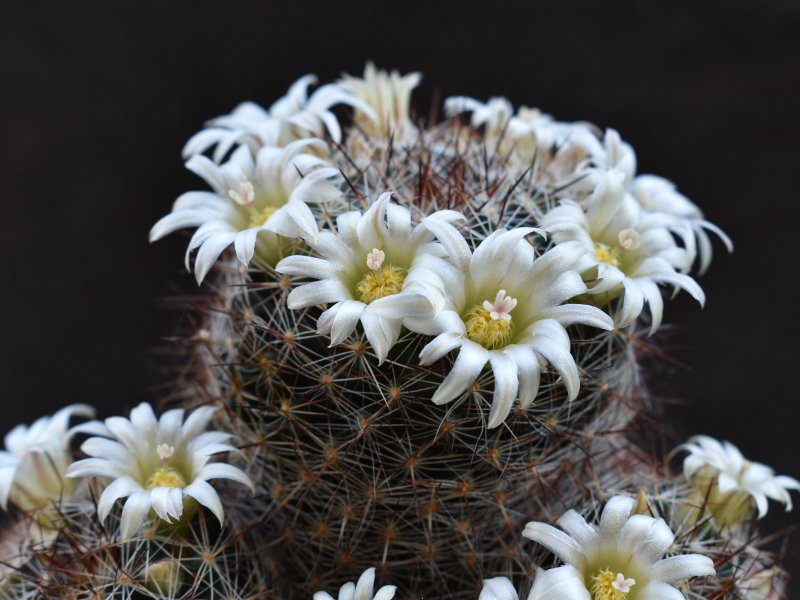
[1,0,797,590]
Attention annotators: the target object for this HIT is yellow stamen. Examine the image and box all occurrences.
[356,265,407,303]
[248,205,277,228]
[146,467,187,490]
[590,570,634,600]
[463,306,514,349]
[594,242,621,267]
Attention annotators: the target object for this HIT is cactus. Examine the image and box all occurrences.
[0,65,794,600]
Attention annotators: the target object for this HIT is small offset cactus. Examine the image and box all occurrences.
[0,64,793,600]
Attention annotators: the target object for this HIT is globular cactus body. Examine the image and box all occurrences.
[0,65,793,600]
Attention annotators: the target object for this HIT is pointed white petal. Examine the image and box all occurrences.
[422,218,471,271]
[650,554,715,585]
[184,479,224,524]
[265,201,319,242]
[120,491,152,540]
[329,300,366,346]
[479,577,518,600]
[354,568,376,600]
[181,406,218,441]
[97,476,141,523]
[599,495,636,538]
[616,515,674,566]
[637,581,690,600]
[503,345,541,409]
[287,280,350,309]
[234,228,261,265]
[527,566,590,600]
[194,231,237,284]
[487,353,519,428]
[521,522,584,567]
[372,586,397,600]
[556,510,597,547]
[431,342,489,405]
[419,333,463,366]
[276,255,336,279]
[199,463,255,494]
[149,487,175,522]
[65,457,122,480]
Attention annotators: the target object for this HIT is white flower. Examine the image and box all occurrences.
[150,140,342,282]
[540,170,705,333]
[340,62,421,144]
[0,404,94,514]
[276,192,461,364]
[523,495,715,600]
[630,175,732,275]
[313,567,396,600]
[575,129,731,275]
[65,402,254,540]
[681,435,800,523]
[407,220,614,428]
[183,74,374,161]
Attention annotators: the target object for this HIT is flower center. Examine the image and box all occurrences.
[146,468,187,490]
[228,181,278,228]
[463,290,517,349]
[590,570,636,600]
[146,443,186,489]
[355,248,407,304]
[594,229,641,268]
[248,206,277,228]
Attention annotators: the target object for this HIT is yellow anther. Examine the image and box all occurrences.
[248,205,277,228]
[590,569,635,600]
[356,265,406,304]
[463,305,514,349]
[146,468,187,490]
[594,243,621,267]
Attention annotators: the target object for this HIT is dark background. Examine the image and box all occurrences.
[1,0,798,592]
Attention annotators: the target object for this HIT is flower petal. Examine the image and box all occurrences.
[479,576,518,600]
[431,342,489,405]
[120,491,152,540]
[97,475,142,523]
[184,479,224,524]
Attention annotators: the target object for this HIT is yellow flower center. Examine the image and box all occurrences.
[146,467,187,490]
[463,306,514,349]
[248,205,277,228]
[590,570,635,600]
[594,243,621,267]
[356,265,407,303]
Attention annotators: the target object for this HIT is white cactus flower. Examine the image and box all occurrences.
[340,62,421,144]
[681,435,800,524]
[575,129,731,275]
[407,220,613,428]
[313,567,396,600]
[183,74,375,161]
[150,140,342,282]
[523,495,715,600]
[540,170,705,333]
[65,402,254,540]
[630,174,732,275]
[0,404,94,514]
[276,192,462,364]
